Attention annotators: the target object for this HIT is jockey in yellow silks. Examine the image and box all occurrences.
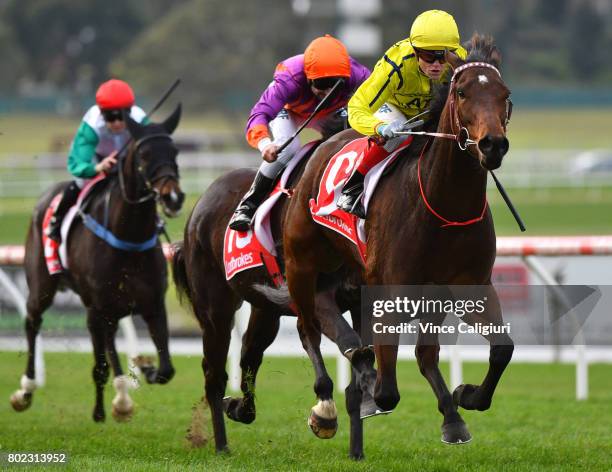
[338,9,467,218]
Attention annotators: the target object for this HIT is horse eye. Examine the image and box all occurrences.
[457,89,466,99]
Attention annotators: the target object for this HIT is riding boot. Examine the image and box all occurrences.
[47,181,80,242]
[336,170,366,219]
[228,172,276,232]
[336,139,396,219]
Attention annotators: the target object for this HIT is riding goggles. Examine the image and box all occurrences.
[414,48,451,64]
[311,77,344,91]
[102,108,127,123]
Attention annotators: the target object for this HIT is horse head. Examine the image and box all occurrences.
[125,104,185,217]
[445,34,511,170]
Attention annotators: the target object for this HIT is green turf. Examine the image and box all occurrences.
[0,352,611,471]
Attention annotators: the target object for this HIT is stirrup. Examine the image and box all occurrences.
[229,206,255,232]
[337,192,366,219]
[46,218,62,242]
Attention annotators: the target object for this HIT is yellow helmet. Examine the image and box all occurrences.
[409,10,460,50]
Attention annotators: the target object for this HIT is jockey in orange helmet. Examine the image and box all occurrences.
[46,79,148,242]
[337,10,467,218]
[228,35,371,231]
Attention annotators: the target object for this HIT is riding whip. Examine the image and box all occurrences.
[276,78,345,154]
[117,78,182,157]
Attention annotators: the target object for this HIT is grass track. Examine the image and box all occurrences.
[1,352,611,471]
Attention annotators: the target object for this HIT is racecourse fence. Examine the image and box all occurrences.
[2,148,612,198]
[2,237,612,400]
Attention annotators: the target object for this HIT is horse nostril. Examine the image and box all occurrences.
[478,135,493,155]
[500,137,510,156]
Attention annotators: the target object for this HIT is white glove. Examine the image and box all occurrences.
[376,119,405,139]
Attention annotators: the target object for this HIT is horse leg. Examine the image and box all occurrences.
[318,291,376,459]
[372,344,401,414]
[139,302,175,384]
[453,286,514,411]
[223,306,280,424]
[106,319,134,422]
[10,252,58,412]
[415,328,471,444]
[287,263,337,439]
[87,309,110,422]
[201,303,234,454]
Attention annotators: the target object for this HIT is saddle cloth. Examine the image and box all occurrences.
[41,174,107,275]
[309,136,413,263]
[223,141,317,283]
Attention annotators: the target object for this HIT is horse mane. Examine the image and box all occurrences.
[425,33,501,131]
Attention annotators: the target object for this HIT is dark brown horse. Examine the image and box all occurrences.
[10,105,184,422]
[282,35,514,445]
[172,140,378,459]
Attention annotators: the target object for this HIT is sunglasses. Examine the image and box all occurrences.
[414,48,448,64]
[311,77,343,90]
[102,109,125,123]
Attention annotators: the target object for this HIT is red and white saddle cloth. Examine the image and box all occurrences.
[309,137,413,263]
[41,174,107,275]
[223,142,317,285]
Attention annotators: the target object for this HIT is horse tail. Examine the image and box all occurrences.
[252,283,292,310]
[171,241,192,306]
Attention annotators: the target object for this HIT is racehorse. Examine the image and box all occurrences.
[10,105,184,423]
[282,34,514,444]
[172,138,378,459]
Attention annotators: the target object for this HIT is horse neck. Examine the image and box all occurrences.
[419,105,488,222]
[109,152,157,240]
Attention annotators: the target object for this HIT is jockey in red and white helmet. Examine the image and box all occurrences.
[46,79,148,243]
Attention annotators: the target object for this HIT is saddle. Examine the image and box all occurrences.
[41,175,109,275]
[223,141,319,284]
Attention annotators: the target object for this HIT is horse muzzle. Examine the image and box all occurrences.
[160,188,185,217]
[478,134,509,170]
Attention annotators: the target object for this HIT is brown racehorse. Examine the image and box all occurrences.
[282,34,514,445]
[10,105,184,422]
[172,139,378,459]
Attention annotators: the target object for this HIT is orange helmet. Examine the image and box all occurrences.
[304,35,351,80]
[95,79,135,110]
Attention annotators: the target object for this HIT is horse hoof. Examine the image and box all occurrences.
[9,391,32,412]
[92,409,106,422]
[453,384,479,410]
[441,422,472,445]
[223,396,255,424]
[359,392,393,419]
[349,451,365,461]
[308,409,338,439]
[112,405,134,422]
[215,445,230,455]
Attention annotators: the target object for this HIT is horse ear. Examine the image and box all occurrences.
[125,111,146,140]
[445,51,465,71]
[162,103,182,135]
[490,47,502,68]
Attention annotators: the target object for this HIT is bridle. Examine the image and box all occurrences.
[396,61,513,150]
[118,133,179,204]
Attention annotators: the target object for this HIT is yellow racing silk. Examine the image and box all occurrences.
[348,39,467,136]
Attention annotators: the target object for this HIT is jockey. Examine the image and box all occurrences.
[46,79,148,242]
[338,10,468,218]
[228,34,371,231]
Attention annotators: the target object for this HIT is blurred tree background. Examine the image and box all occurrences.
[1,0,611,113]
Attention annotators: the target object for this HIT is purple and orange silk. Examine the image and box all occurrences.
[245,54,370,149]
